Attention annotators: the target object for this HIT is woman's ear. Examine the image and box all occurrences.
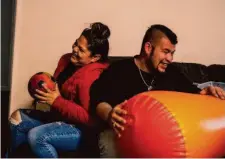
[144,42,152,54]
[91,54,101,62]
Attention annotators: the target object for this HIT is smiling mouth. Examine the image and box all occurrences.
[162,63,168,66]
[160,63,170,69]
[71,55,76,58]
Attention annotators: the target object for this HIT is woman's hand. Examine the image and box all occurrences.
[200,86,225,100]
[34,83,61,105]
[108,100,128,138]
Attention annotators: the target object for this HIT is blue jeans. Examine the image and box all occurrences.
[10,109,81,158]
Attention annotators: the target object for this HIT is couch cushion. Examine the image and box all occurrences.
[171,62,209,83]
[207,64,225,82]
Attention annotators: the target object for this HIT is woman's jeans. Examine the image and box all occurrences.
[10,109,81,158]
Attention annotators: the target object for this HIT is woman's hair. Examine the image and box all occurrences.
[81,22,111,62]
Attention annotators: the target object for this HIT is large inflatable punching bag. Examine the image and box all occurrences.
[116,91,225,158]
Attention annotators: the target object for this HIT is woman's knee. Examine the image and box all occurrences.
[28,122,82,150]
[27,126,46,146]
[27,127,58,158]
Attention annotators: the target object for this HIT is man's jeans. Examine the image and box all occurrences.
[9,109,81,158]
[99,129,119,158]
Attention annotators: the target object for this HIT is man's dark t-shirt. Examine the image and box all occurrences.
[90,57,200,114]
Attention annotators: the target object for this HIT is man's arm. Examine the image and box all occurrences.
[96,102,113,122]
[89,63,120,117]
[96,101,127,137]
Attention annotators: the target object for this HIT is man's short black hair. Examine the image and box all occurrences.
[141,24,178,51]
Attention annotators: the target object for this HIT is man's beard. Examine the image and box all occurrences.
[146,48,159,74]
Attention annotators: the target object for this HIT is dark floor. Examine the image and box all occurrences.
[1,91,11,157]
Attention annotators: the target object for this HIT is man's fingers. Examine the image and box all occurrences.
[202,86,225,100]
[111,120,124,138]
[114,108,127,115]
[113,126,121,138]
[115,100,128,114]
[220,89,225,100]
[200,86,218,97]
[200,86,225,100]
[210,86,219,98]
[110,100,129,138]
[215,87,225,100]
[111,119,125,131]
[200,89,207,95]
[112,113,126,124]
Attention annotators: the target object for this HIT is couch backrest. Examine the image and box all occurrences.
[108,56,225,83]
[207,64,225,83]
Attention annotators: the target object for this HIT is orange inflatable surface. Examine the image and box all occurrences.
[117,91,225,158]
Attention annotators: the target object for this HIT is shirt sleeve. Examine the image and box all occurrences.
[52,69,103,125]
[89,64,119,116]
[167,65,201,93]
[52,96,91,125]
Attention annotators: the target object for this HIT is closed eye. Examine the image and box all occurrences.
[163,49,175,55]
[163,49,170,54]
[79,47,84,53]
[73,40,85,53]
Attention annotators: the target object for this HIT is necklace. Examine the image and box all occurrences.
[138,68,155,91]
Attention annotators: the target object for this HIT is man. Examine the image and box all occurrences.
[90,24,225,157]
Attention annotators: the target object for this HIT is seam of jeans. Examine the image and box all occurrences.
[37,129,80,142]
[42,142,56,158]
[34,129,81,157]
[30,135,56,158]
[34,126,81,146]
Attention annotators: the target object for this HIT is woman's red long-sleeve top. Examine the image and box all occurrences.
[51,53,108,126]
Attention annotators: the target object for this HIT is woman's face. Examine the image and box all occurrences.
[71,35,96,66]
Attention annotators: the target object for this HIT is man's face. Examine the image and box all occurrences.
[148,37,176,73]
[71,35,94,66]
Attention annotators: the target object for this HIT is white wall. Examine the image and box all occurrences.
[9,0,225,115]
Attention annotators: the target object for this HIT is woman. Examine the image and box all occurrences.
[8,22,110,158]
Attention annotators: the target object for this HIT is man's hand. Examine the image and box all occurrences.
[108,100,128,138]
[200,86,225,100]
[34,83,61,105]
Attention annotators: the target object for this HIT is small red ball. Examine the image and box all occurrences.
[28,72,56,99]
